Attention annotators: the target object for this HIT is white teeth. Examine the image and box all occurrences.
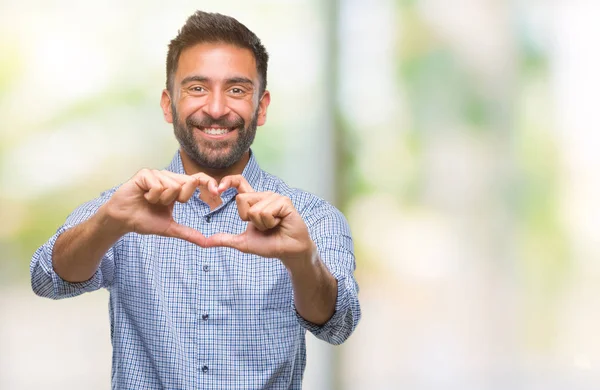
[202,128,230,135]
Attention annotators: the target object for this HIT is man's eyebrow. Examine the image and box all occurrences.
[181,75,209,85]
[225,77,254,86]
[180,76,254,86]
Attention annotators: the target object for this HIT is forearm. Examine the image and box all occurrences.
[52,204,124,283]
[286,243,338,325]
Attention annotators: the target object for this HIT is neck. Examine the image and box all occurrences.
[179,149,250,182]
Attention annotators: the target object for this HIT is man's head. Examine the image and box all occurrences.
[165,11,269,96]
[161,11,271,171]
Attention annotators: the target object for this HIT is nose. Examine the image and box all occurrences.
[202,91,231,119]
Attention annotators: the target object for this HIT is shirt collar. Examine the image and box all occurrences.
[166,149,263,190]
[239,149,262,190]
[166,150,186,174]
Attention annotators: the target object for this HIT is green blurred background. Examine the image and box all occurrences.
[2,0,600,389]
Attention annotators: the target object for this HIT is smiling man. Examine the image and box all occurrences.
[30,10,360,390]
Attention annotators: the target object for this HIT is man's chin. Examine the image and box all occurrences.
[194,151,239,170]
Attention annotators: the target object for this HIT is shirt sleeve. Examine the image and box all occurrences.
[30,188,119,300]
[294,200,361,345]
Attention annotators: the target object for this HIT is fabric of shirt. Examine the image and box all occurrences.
[30,151,361,390]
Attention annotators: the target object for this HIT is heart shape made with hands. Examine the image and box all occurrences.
[172,173,310,261]
[122,167,311,261]
[112,168,308,262]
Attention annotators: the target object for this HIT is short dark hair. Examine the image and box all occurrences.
[166,11,269,95]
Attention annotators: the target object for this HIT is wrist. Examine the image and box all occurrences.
[96,203,130,237]
[283,242,318,275]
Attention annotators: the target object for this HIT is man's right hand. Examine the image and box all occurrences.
[100,169,220,246]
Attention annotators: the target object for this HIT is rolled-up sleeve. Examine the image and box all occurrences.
[30,188,118,300]
[295,202,361,345]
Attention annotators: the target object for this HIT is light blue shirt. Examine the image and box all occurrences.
[30,151,361,389]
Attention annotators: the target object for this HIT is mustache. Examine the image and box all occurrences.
[186,115,244,129]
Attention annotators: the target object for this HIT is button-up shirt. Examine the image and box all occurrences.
[30,151,361,389]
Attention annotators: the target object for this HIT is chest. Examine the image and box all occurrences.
[114,230,292,312]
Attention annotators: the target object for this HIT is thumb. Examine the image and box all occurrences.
[204,232,249,252]
[163,222,208,247]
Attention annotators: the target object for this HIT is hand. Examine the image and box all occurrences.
[206,175,314,267]
[102,169,220,246]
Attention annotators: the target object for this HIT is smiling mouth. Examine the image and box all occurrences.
[198,127,235,135]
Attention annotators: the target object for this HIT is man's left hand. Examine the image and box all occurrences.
[203,175,315,267]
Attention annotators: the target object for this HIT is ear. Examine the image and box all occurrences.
[160,89,174,124]
[256,90,271,127]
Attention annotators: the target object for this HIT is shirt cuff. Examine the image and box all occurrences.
[293,271,350,336]
[39,225,104,297]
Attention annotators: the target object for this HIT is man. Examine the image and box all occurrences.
[30,10,360,389]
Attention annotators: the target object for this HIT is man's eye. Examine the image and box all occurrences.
[230,88,243,94]
[191,86,205,92]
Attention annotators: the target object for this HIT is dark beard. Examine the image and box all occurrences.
[172,106,258,170]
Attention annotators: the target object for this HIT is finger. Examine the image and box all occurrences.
[163,222,208,247]
[191,172,219,196]
[155,171,183,205]
[178,177,200,202]
[160,171,199,203]
[218,175,255,194]
[258,195,286,230]
[158,170,187,184]
[235,192,272,221]
[246,193,283,231]
[136,169,165,204]
[204,232,248,252]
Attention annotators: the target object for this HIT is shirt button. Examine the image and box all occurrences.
[203,265,209,272]
[205,215,211,223]
[202,314,209,321]
[202,365,209,373]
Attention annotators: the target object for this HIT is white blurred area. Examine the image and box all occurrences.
[2,0,600,389]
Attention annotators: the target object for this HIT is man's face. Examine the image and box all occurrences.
[161,42,270,170]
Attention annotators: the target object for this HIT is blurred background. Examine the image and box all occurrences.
[1,0,600,389]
